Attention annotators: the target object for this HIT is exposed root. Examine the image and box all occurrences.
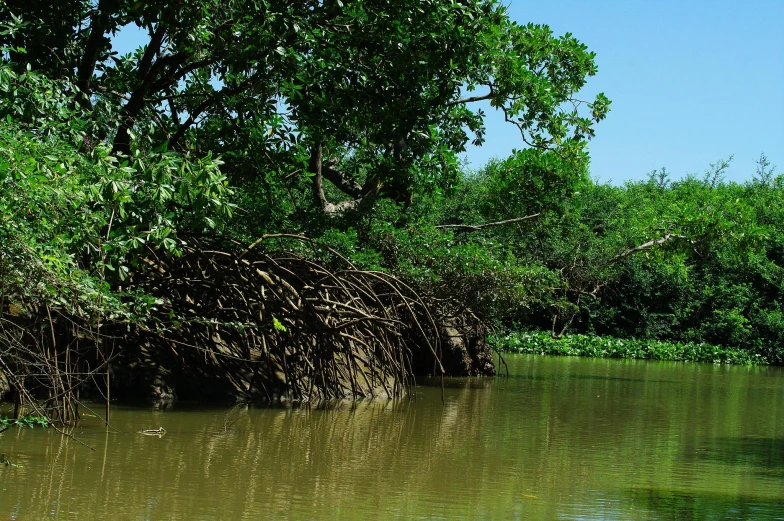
[1,234,493,419]
[117,235,445,404]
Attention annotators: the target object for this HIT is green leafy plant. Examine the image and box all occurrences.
[0,414,49,429]
[491,330,766,365]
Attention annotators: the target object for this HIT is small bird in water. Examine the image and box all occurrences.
[139,427,166,437]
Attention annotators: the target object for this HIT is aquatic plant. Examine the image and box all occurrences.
[0,414,48,431]
[491,330,766,365]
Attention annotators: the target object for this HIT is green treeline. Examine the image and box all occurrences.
[433,158,784,363]
[0,0,781,416]
[315,155,783,364]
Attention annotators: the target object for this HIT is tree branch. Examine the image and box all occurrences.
[435,213,540,232]
[76,0,117,105]
[448,92,494,106]
[605,233,692,265]
[137,23,167,80]
[322,159,364,198]
[168,79,252,148]
[113,52,216,155]
[309,145,381,216]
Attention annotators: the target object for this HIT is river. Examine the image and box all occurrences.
[1,354,783,520]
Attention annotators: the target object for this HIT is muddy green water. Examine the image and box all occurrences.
[2,354,783,520]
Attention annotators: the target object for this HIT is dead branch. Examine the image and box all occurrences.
[435,213,541,232]
[606,233,692,265]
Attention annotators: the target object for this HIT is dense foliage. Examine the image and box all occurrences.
[422,156,784,362]
[0,63,234,323]
[0,0,780,424]
[0,0,607,319]
[260,151,784,363]
[0,0,614,415]
[1,0,607,216]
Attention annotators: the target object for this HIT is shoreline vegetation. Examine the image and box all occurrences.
[491,331,770,365]
[1,2,781,428]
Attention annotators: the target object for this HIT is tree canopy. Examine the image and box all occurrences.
[1,0,609,216]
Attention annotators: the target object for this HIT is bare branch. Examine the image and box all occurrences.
[435,213,541,232]
[606,233,692,265]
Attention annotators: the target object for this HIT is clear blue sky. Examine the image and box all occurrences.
[464,0,783,183]
[114,1,783,184]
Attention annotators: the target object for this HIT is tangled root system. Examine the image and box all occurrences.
[121,235,445,404]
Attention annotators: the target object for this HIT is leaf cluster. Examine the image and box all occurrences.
[0,63,234,322]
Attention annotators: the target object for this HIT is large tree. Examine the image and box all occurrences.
[1,0,609,216]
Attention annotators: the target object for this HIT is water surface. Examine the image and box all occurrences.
[2,355,783,520]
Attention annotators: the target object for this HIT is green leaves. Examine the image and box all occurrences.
[0,63,235,323]
[492,331,765,365]
[272,316,287,332]
[2,0,610,222]
[0,414,49,430]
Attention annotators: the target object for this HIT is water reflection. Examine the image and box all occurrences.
[624,488,784,521]
[689,436,784,477]
[1,355,783,520]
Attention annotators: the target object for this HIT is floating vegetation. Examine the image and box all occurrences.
[492,330,767,365]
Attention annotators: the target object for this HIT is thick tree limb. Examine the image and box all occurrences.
[322,159,364,198]
[309,145,381,216]
[137,23,167,80]
[76,0,117,105]
[435,213,541,232]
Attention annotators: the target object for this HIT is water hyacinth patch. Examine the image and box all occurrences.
[490,330,766,365]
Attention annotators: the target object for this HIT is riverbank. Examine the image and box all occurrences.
[490,330,770,365]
